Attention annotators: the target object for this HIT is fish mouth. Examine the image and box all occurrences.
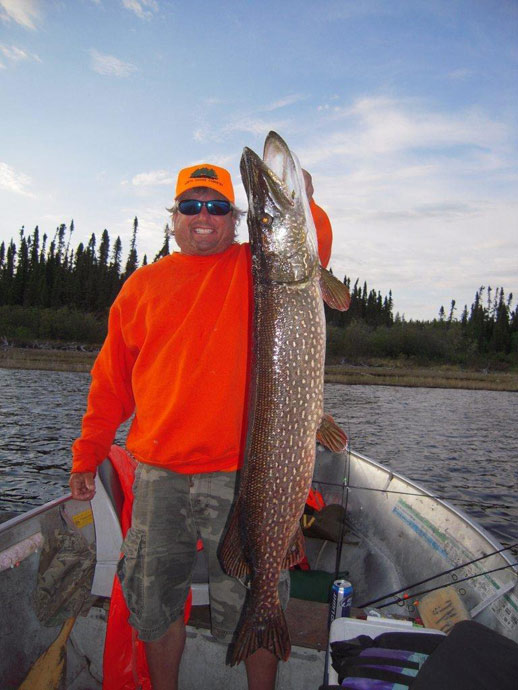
[262,131,297,186]
[240,131,303,213]
[241,131,319,283]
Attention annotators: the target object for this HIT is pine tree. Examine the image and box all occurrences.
[13,229,30,306]
[107,236,123,303]
[490,288,511,353]
[124,216,139,278]
[448,300,456,325]
[154,224,171,261]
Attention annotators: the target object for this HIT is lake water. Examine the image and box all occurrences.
[1,368,517,547]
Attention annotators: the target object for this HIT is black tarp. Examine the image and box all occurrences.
[412,620,518,690]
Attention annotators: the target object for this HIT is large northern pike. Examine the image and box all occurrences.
[219,132,349,664]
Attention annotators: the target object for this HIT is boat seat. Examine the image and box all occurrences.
[90,451,209,602]
[90,458,124,597]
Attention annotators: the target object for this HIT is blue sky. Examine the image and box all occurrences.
[1,0,517,320]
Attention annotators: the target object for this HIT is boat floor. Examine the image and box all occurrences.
[64,598,330,690]
[180,598,329,689]
[189,597,330,652]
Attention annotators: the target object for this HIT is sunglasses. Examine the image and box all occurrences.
[178,199,232,216]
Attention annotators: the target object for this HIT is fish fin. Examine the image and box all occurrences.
[319,266,351,312]
[230,605,291,665]
[317,413,348,452]
[282,526,306,569]
[218,501,251,578]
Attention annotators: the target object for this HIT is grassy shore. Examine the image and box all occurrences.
[0,347,98,373]
[325,361,518,392]
[1,347,517,391]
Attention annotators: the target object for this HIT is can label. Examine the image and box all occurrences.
[329,579,353,622]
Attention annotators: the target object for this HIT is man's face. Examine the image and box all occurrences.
[173,188,236,256]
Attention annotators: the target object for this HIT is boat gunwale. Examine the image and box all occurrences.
[345,448,518,570]
[0,494,72,538]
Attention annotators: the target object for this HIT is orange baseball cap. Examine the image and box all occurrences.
[175,163,235,203]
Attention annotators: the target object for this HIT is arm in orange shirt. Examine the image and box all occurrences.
[304,169,333,268]
[311,199,333,269]
[71,295,137,476]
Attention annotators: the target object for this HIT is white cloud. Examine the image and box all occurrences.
[281,95,517,319]
[193,128,207,143]
[295,99,511,204]
[0,43,41,65]
[191,116,290,142]
[121,0,158,20]
[0,162,35,197]
[132,170,174,187]
[0,0,40,29]
[312,97,508,161]
[263,94,306,111]
[89,49,137,77]
[224,117,290,137]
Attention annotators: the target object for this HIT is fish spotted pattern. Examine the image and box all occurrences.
[219,132,348,664]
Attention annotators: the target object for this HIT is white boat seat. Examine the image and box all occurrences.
[90,459,124,597]
[90,456,209,603]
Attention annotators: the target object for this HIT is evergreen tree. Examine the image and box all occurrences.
[490,288,511,353]
[13,228,29,305]
[4,240,17,304]
[154,224,171,261]
[124,216,139,278]
[448,300,456,325]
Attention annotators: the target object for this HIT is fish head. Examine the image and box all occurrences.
[241,131,319,284]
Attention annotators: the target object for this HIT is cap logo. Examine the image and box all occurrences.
[190,167,218,180]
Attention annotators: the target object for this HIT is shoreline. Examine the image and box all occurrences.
[1,347,517,391]
[0,347,98,373]
[325,362,518,392]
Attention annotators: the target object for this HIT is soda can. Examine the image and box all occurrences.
[329,579,353,622]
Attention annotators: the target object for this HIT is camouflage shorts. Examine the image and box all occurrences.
[117,464,289,643]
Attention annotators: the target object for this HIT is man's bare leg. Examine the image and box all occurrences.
[245,648,278,690]
[145,616,186,690]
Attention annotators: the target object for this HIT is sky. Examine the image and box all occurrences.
[1,0,517,320]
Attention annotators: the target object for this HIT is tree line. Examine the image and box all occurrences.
[0,219,170,313]
[1,221,517,365]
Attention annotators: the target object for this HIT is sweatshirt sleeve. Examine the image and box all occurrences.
[71,297,137,474]
[310,199,333,269]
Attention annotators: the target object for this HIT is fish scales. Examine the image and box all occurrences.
[236,279,325,661]
[219,131,328,665]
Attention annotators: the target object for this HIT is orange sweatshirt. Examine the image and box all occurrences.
[311,200,332,269]
[71,203,333,475]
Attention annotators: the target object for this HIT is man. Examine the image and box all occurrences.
[70,162,332,690]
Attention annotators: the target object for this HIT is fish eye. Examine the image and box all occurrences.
[260,213,273,226]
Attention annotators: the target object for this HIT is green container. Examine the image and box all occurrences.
[289,569,349,603]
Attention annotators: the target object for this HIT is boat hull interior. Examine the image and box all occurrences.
[1,445,516,688]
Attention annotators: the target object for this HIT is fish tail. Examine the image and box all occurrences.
[230,605,291,665]
[218,500,250,578]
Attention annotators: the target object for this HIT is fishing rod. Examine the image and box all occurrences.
[313,478,514,510]
[358,542,518,609]
[333,447,351,580]
[375,561,518,610]
[323,434,352,688]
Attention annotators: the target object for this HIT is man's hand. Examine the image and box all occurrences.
[302,169,314,202]
[69,472,96,501]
